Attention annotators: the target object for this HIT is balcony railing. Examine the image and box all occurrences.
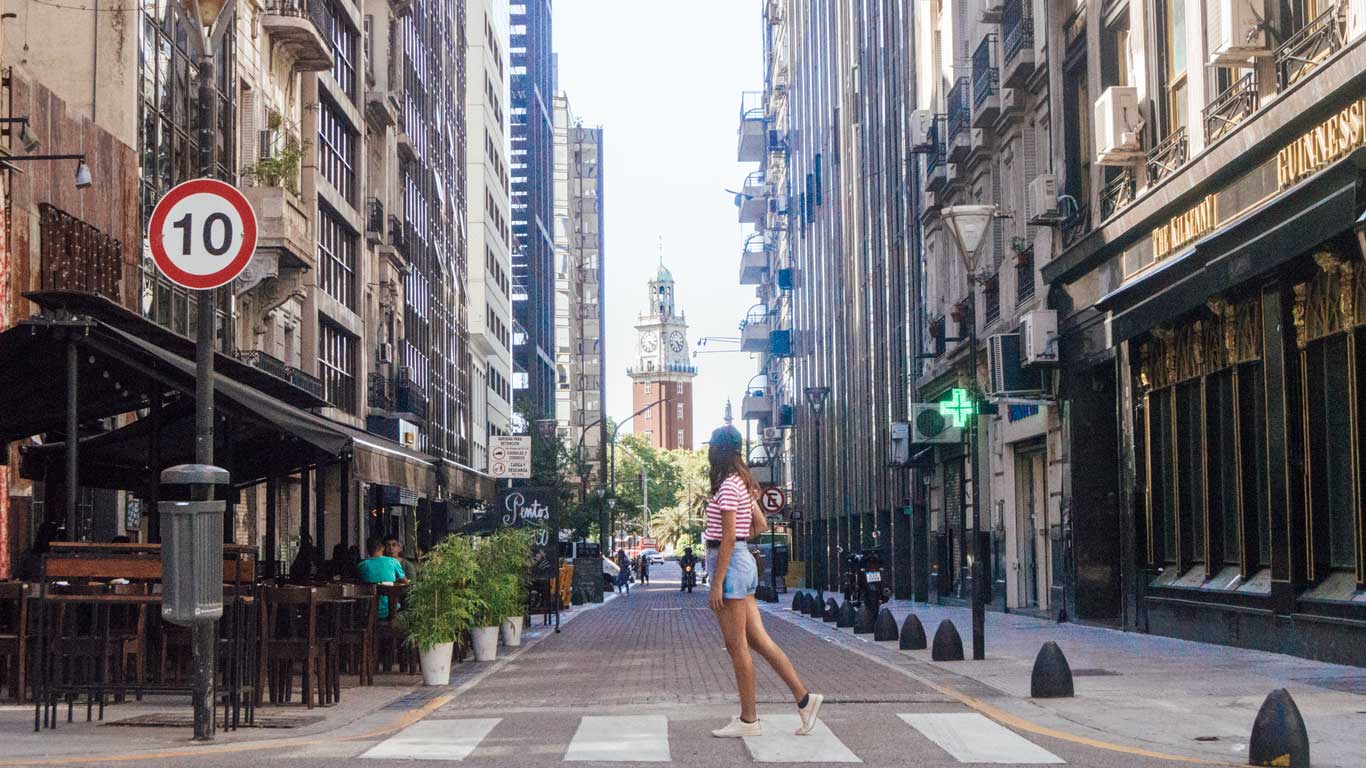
[287,367,324,399]
[1061,204,1091,249]
[983,274,1001,325]
[366,198,385,237]
[1099,169,1136,221]
[947,78,970,145]
[1275,8,1344,92]
[1203,72,1258,144]
[235,349,290,380]
[38,203,122,302]
[395,367,427,418]
[1002,0,1033,64]
[368,372,393,411]
[388,214,404,250]
[972,36,999,110]
[926,114,948,178]
[1146,126,1188,185]
[1015,247,1035,302]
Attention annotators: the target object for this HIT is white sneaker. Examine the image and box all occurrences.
[796,693,824,735]
[712,716,763,738]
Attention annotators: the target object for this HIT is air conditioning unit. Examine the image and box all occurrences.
[377,342,394,364]
[910,110,934,152]
[987,333,1026,396]
[1208,0,1270,65]
[1026,174,1060,224]
[1020,310,1058,366]
[1094,86,1143,165]
[907,404,963,445]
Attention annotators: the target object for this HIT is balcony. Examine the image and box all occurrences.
[740,235,768,284]
[243,184,312,268]
[925,115,949,193]
[368,372,393,411]
[1203,72,1259,144]
[737,170,769,224]
[972,36,1000,128]
[395,367,427,420]
[235,349,290,380]
[947,78,971,162]
[1099,169,1136,221]
[1060,204,1091,250]
[1146,126,1188,185]
[365,89,399,132]
[1275,8,1344,92]
[741,389,772,422]
[983,273,1001,326]
[738,91,767,162]
[288,367,324,400]
[741,306,772,353]
[366,199,385,245]
[37,203,122,303]
[1001,0,1035,87]
[261,0,333,73]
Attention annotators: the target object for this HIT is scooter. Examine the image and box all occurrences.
[681,561,697,592]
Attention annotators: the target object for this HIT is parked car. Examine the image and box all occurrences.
[639,548,665,565]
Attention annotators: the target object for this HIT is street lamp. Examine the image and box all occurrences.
[940,204,996,662]
[534,418,561,632]
[804,386,829,591]
[607,496,618,551]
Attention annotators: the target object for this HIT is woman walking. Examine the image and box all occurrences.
[705,425,823,738]
[615,549,632,595]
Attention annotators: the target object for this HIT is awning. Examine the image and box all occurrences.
[1102,158,1364,344]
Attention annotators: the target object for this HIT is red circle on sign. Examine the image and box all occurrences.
[761,488,786,512]
[148,178,257,290]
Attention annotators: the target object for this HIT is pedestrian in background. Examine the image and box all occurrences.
[704,424,823,739]
[639,552,651,584]
[615,548,631,595]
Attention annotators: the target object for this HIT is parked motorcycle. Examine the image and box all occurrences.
[842,548,892,614]
[681,561,697,592]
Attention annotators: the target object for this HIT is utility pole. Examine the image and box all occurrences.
[640,466,650,539]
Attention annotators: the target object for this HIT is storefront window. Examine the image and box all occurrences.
[1304,334,1355,570]
[1207,370,1239,566]
[1176,381,1205,564]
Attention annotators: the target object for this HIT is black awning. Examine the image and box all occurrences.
[1106,159,1363,344]
[25,291,327,409]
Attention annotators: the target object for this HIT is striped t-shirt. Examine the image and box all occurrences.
[704,474,752,541]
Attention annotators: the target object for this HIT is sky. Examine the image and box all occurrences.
[552,0,764,445]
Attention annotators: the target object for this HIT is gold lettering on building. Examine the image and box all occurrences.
[1152,195,1217,262]
[1277,98,1366,189]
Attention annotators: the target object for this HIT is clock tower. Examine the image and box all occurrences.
[629,262,696,450]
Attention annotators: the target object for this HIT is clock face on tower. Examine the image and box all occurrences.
[668,330,685,353]
[640,333,658,354]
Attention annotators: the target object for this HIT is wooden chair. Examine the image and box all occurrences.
[338,583,376,686]
[261,586,341,708]
[372,584,417,675]
[0,583,28,702]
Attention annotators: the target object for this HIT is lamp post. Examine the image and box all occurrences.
[179,0,235,742]
[595,486,607,558]
[607,497,618,552]
[804,386,829,590]
[941,204,997,662]
[534,418,561,632]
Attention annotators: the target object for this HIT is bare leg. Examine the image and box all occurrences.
[716,598,757,721]
[743,597,807,702]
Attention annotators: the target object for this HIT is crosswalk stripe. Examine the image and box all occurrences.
[564,715,671,762]
[362,718,502,762]
[742,714,861,763]
[898,713,1065,764]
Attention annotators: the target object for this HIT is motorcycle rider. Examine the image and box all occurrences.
[679,546,700,593]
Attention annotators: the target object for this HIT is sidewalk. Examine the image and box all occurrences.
[0,595,617,766]
[773,596,1365,767]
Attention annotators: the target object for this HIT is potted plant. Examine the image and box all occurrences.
[472,528,533,659]
[399,534,481,685]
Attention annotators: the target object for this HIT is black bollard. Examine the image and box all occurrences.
[874,608,900,641]
[807,592,825,618]
[899,613,928,650]
[931,620,965,661]
[854,605,876,634]
[1249,689,1310,768]
[792,591,807,612]
[837,600,857,628]
[823,598,839,622]
[1029,641,1074,698]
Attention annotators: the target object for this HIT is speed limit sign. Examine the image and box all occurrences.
[149,179,257,290]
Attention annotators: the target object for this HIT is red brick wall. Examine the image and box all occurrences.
[632,379,695,451]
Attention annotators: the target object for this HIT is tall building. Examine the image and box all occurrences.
[465,0,516,475]
[552,92,606,485]
[629,265,695,451]
[509,0,556,422]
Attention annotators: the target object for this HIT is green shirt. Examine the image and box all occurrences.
[357,555,407,617]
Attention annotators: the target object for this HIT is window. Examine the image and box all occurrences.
[318,204,356,308]
[319,320,357,413]
[676,402,684,418]
[643,382,652,395]
[1174,381,1205,565]
[327,0,358,99]
[1305,334,1356,569]
[1162,0,1188,133]
[677,429,685,446]
[1206,371,1240,565]
[318,99,357,201]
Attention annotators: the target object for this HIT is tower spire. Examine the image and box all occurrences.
[724,399,733,426]
[657,235,664,269]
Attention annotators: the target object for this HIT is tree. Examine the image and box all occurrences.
[652,504,703,553]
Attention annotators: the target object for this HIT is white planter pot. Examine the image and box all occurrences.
[419,642,454,686]
[502,616,525,647]
[471,626,500,661]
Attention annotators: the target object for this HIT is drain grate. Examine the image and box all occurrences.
[106,713,323,729]
[383,688,448,710]
[1070,668,1121,677]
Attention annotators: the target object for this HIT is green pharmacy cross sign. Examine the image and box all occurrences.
[939,388,976,428]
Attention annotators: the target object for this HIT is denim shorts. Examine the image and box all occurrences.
[705,544,758,599]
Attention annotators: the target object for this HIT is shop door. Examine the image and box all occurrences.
[1015,449,1047,609]
[943,459,964,596]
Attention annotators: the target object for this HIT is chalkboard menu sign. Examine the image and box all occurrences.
[571,556,602,601]
[494,486,556,545]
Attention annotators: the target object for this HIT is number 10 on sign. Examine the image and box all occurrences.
[149,179,258,290]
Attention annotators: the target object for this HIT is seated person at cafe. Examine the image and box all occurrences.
[358,538,408,618]
[384,535,419,581]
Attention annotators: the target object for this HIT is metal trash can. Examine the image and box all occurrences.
[159,464,228,626]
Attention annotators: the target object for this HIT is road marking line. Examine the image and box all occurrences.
[900,713,1064,764]
[564,715,670,762]
[361,718,501,761]
[742,714,861,763]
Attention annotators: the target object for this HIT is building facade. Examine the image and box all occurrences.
[465,0,516,476]
[552,93,607,484]
[509,0,556,421]
[629,266,695,451]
